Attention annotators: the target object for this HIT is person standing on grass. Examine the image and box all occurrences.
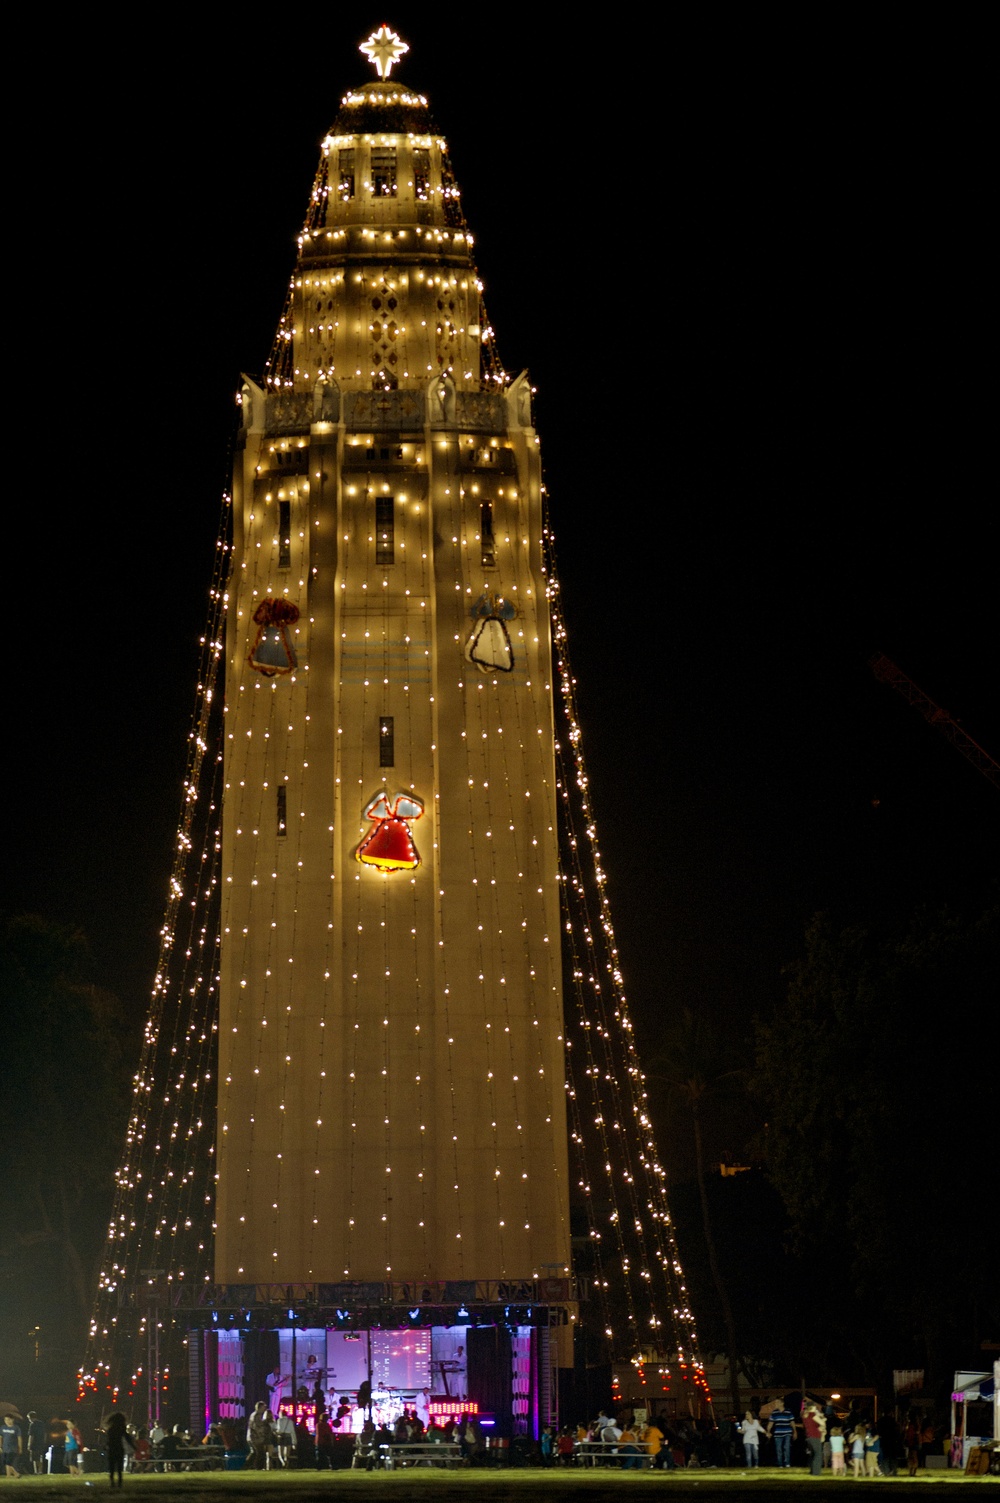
[26,1413,46,1475]
[103,1413,130,1489]
[1,1416,22,1477]
[803,1402,826,1475]
[768,1399,796,1468]
[739,1410,765,1468]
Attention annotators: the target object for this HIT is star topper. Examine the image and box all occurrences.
[360,25,409,79]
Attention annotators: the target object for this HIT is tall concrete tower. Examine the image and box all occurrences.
[215,31,569,1292]
[84,29,705,1434]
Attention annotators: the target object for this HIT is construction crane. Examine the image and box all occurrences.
[868,653,1000,789]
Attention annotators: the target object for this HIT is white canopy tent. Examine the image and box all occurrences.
[950,1365,998,1470]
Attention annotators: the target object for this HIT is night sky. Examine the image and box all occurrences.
[13,15,996,1180]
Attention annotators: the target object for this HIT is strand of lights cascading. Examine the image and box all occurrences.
[558,874,643,1352]
[226,685,286,1277]
[79,501,232,1401]
[427,435,470,1269]
[302,458,337,1279]
[459,672,520,1262]
[453,485,518,1260]
[345,494,384,1277]
[551,621,700,1372]
[222,480,284,1276]
[564,1038,616,1340]
[557,805,659,1311]
[254,501,313,1279]
[379,811,400,1281]
[345,498,404,1277]
[478,503,572,1269]
[550,562,707,1388]
[94,732,224,1408]
[459,552,544,1256]
[377,661,433,1280]
[383,508,436,1280]
[85,515,229,1385]
[255,508,314,1283]
[338,537,361,1278]
[543,515,706,1384]
[110,732,224,1405]
[224,516,299,1277]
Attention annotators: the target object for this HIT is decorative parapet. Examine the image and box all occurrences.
[264,391,314,434]
[345,388,424,429]
[263,385,508,435]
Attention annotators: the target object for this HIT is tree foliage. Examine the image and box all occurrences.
[754,900,999,1381]
[0,915,131,1386]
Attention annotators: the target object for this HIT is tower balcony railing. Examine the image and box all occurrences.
[261,387,508,436]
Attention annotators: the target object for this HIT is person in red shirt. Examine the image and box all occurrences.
[803,1403,826,1474]
[556,1427,576,1465]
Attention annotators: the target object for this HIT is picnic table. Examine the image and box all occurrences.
[379,1441,464,1469]
[150,1444,225,1472]
[576,1440,652,1468]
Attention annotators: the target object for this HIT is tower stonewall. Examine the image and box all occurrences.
[216,55,570,1291]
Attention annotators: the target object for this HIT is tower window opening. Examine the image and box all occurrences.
[379,716,395,767]
[481,501,495,567]
[413,148,430,201]
[375,496,395,565]
[278,501,291,569]
[370,148,397,197]
[338,150,355,200]
[277,786,288,838]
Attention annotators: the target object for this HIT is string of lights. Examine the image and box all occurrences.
[545,515,710,1401]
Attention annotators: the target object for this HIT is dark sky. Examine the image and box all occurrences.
[13,15,996,1167]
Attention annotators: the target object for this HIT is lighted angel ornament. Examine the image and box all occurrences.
[248,598,299,676]
[356,792,424,872]
[465,592,516,674]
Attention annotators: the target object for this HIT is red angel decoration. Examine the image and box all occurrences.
[356,792,425,872]
[248,598,300,676]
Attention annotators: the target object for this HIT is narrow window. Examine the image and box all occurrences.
[375,496,394,565]
[379,716,394,767]
[276,785,288,838]
[370,148,397,197]
[481,500,495,567]
[338,149,355,200]
[278,500,291,569]
[413,148,430,201]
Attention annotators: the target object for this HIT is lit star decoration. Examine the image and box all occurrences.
[360,25,409,79]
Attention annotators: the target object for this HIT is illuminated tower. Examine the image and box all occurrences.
[215,29,569,1292]
[83,28,707,1432]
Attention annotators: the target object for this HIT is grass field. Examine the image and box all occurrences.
[4,1470,993,1502]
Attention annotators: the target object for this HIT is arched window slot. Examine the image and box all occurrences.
[278,500,291,569]
[480,501,495,567]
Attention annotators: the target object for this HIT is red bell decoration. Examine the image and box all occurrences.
[248,598,300,676]
[356,791,424,872]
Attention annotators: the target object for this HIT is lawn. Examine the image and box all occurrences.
[7,1470,993,1503]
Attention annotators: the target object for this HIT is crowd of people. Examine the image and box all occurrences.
[543,1400,947,1473]
[0,1412,85,1477]
[0,1395,962,1478]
